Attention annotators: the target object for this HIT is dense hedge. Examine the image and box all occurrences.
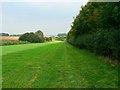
[67,2,120,60]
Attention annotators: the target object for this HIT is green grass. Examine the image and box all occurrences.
[1,42,58,55]
[2,42,118,88]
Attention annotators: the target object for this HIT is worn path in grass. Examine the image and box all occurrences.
[2,42,118,88]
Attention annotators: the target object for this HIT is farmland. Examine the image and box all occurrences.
[2,42,118,88]
[0,36,21,46]
[0,36,19,41]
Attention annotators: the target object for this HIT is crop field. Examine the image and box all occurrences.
[2,42,118,88]
[0,36,19,41]
[0,36,30,46]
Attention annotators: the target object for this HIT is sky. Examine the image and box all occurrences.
[2,0,88,36]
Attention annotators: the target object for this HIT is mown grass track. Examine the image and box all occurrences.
[2,42,118,88]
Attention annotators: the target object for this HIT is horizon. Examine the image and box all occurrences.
[2,1,88,36]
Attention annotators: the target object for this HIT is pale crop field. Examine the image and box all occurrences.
[0,36,19,41]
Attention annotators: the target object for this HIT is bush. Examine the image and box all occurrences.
[35,30,44,42]
[19,32,42,43]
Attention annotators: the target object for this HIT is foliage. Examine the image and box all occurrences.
[10,34,22,36]
[56,33,67,41]
[35,30,44,42]
[19,32,42,43]
[57,33,67,37]
[67,2,120,60]
[0,33,9,36]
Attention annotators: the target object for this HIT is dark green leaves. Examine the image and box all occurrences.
[67,2,120,60]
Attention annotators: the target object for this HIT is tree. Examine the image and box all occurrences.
[0,33,9,36]
[56,33,67,41]
[67,2,120,60]
[19,32,42,43]
[35,30,44,42]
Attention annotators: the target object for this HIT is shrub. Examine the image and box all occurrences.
[19,32,42,43]
[35,30,44,42]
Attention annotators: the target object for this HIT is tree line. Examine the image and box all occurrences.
[0,33,22,36]
[0,33,9,36]
[19,30,52,43]
[56,33,67,41]
[67,2,120,60]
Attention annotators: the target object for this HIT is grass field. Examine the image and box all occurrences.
[2,42,118,88]
[1,42,56,55]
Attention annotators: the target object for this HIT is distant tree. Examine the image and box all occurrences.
[35,30,44,42]
[0,33,9,36]
[56,33,67,41]
[19,32,41,43]
[10,34,22,36]
[57,33,67,37]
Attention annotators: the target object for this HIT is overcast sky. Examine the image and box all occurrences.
[2,1,88,36]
